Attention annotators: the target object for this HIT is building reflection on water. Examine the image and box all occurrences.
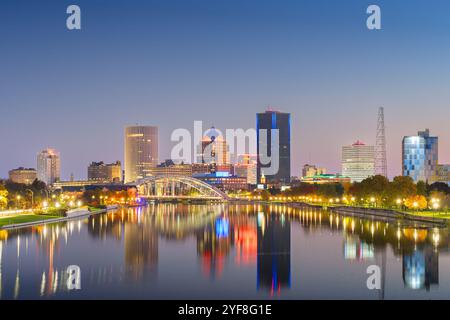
[0,203,449,298]
[197,217,232,279]
[403,245,438,291]
[256,212,291,295]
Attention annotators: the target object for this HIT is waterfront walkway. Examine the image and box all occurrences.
[0,206,117,230]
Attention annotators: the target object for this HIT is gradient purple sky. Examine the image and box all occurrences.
[1,0,450,180]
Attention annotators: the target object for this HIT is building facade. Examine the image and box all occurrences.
[302,164,326,178]
[342,141,375,183]
[124,126,158,183]
[196,127,230,171]
[300,174,351,184]
[437,164,450,186]
[8,167,37,184]
[88,161,122,183]
[402,129,439,183]
[147,160,193,177]
[256,110,291,185]
[193,172,248,192]
[37,148,61,185]
[234,154,257,185]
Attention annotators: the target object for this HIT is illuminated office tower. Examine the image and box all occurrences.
[256,110,291,184]
[196,126,230,172]
[402,129,438,183]
[342,141,375,182]
[37,148,61,185]
[124,126,158,183]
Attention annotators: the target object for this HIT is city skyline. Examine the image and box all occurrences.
[2,112,450,182]
[2,1,450,180]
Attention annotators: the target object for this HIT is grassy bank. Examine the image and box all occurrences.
[0,214,60,227]
[286,200,450,221]
[407,211,450,220]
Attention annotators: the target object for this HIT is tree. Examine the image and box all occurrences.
[357,175,390,205]
[405,195,427,210]
[429,182,450,195]
[0,184,8,209]
[388,176,416,204]
[416,181,428,196]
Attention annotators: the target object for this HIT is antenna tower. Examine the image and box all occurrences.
[375,107,388,177]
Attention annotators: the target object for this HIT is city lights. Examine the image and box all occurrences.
[0,2,449,304]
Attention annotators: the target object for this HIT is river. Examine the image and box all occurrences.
[0,203,448,299]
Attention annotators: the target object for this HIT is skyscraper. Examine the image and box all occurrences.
[402,129,438,183]
[124,126,158,183]
[256,110,291,184]
[196,126,230,171]
[37,148,61,185]
[342,141,375,182]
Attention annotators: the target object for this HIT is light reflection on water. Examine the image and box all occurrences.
[0,203,448,299]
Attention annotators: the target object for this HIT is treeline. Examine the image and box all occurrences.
[0,179,48,209]
[279,175,450,210]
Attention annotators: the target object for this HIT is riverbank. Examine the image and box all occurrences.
[0,214,60,228]
[289,202,449,226]
[230,199,449,226]
[0,205,118,230]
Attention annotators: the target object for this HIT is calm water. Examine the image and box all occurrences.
[0,203,449,300]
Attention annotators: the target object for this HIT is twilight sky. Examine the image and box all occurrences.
[1,0,450,180]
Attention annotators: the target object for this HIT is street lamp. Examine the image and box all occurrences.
[396,198,402,210]
[16,195,22,209]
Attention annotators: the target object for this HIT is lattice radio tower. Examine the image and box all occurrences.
[375,107,387,177]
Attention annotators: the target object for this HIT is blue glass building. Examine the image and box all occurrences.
[402,129,438,183]
[256,110,291,184]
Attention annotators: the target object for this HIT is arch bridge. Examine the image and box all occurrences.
[135,176,229,201]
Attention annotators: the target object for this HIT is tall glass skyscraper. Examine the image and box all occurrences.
[402,129,438,183]
[124,126,158,183]
[256,110,291,184]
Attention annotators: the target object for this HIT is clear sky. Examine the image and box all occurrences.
[1,0,450,180]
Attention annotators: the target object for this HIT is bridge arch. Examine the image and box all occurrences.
[135,176,228,200]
